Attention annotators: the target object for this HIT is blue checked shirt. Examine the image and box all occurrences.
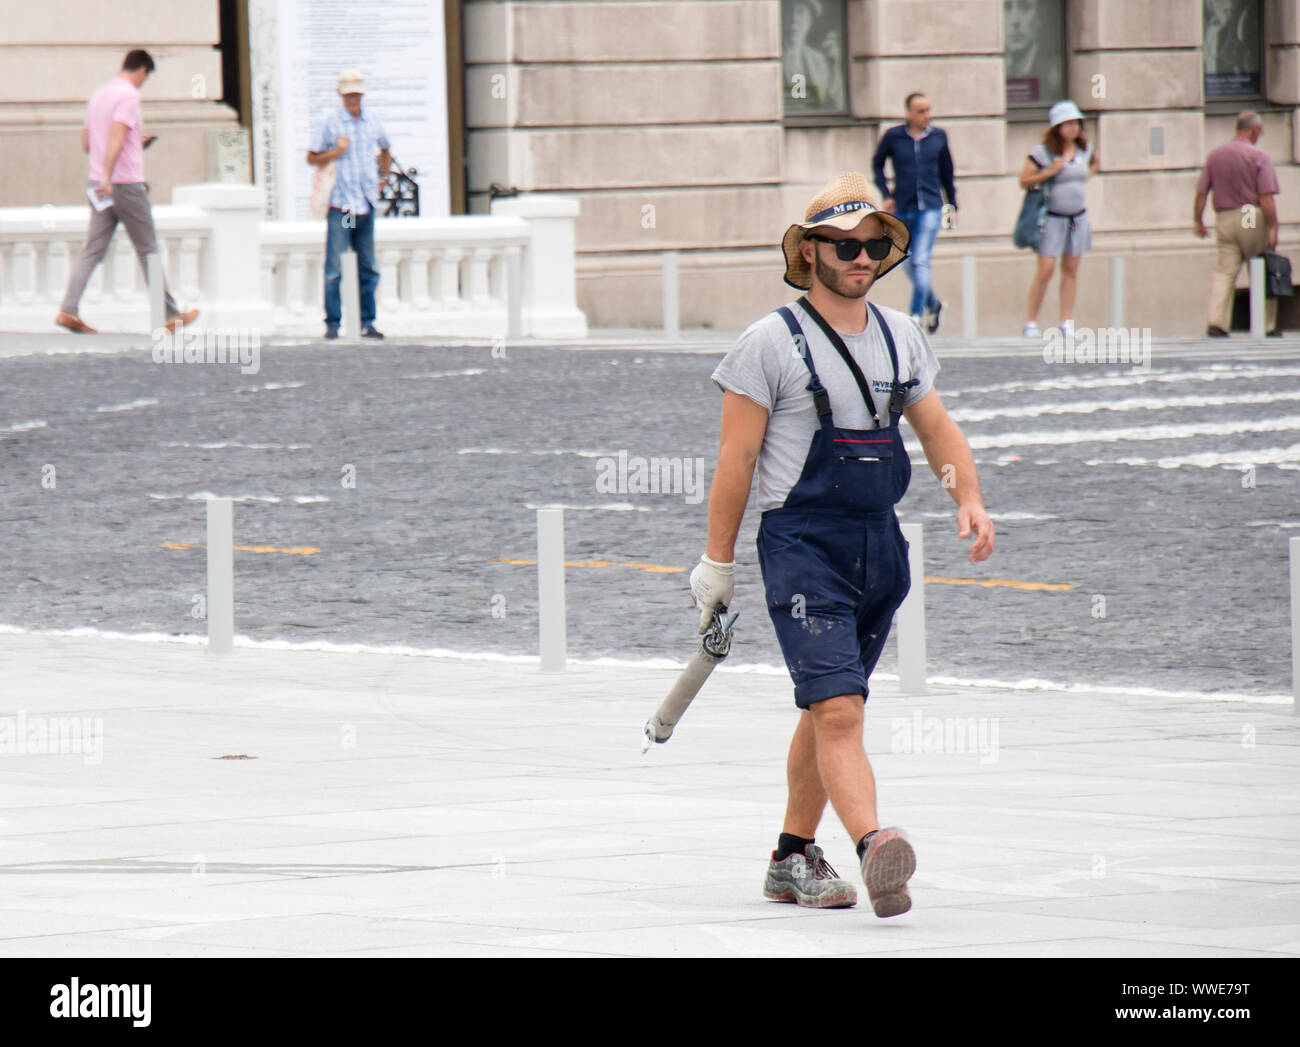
[311,106,391,215]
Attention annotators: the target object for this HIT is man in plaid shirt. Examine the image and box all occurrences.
[307,70,392,339]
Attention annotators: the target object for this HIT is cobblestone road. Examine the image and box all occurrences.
[1,336,1296,697]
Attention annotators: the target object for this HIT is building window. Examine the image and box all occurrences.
[1004,0,1066,107]
[781,0,848,117]
[1204,0,1263,98]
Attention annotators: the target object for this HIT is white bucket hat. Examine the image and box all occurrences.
[1048,100,1084,127]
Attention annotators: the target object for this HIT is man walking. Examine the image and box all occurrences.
[872,93,957,333]
[307,71,392,340]
[690,173,994,916]
[56,49,198,334]
[1194,111,1281,336]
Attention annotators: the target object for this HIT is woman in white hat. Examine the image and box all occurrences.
[1019,100,1101,338]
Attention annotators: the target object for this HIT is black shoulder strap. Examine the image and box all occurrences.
[797,296,880,427]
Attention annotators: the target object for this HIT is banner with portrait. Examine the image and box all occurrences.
[1004,0,1065,106]
[1204,0,1262,98]
[781,0,848,116]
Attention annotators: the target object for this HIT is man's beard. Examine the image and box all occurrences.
[814,251,875,299]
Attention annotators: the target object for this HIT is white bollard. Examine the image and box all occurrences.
[662,250,679,339]
[147,252,166,333]
[341,250,362,341]
[961,255,977,339]
[897,522,927,695]
[1109,255,1124,330]
[1291,536,1300,714]
[207,497,234,655]
[1250,255,1266,338]
[537,508,567,672]
[506,245,523,340]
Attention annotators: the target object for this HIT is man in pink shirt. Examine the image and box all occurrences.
[1193,111,1282,336]
[56,49,198,334]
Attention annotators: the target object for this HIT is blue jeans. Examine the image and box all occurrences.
[897,208,942,317]
[323,207,379,326]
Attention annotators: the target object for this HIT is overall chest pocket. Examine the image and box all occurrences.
[832,434,895,463]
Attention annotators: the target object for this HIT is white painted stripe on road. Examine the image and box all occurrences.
[947,387,1300,424]
[1084,443,1300,469]
[946,364,1300,399]
[962,415,1300,450]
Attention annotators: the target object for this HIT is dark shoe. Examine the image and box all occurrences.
[859,827,916,918]
[1267,329,1283,338]
[361,325,384,340]
[762,844,857,908]
[1206,326,1230,338]
[324,324,339,340]
[926,299,943,335]
[164,308,199,333]
[55,311,97,334]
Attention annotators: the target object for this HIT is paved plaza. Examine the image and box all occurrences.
[1,330,1297,957]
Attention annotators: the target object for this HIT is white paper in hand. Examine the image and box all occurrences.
[86,186,113,212]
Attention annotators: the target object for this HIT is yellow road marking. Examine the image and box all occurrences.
[923,576,1074,591]
[495,559,1070,589]
[163,543,321,555]
[496,558,685,574]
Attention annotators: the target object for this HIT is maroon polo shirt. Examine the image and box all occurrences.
[1197,136,1280,212]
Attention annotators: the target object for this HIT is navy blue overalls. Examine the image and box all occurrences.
[757,299,916,709]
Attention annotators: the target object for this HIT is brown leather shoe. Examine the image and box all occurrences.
[164,308,200,333]
[55,311,97,334]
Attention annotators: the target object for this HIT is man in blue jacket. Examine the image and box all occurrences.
[872,93,957,333]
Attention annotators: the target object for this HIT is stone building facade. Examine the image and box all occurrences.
[6,0,1298,335]
[465,0,1300,335]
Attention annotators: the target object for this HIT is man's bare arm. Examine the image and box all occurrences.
[306,136,350,167]
[903,389,994,562]
[95,120,129,197]
[379,147,392,178]
[704,390,768,563]
[1194,188,1210,237]
[1260,192,1278,249]
[81,128,89,155]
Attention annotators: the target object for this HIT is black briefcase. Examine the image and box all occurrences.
[1263,251,1293,298]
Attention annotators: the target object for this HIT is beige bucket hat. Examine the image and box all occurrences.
[337,70,366,94]
[782,172,911,290]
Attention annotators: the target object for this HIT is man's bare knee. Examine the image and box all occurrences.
[809,694,864,740]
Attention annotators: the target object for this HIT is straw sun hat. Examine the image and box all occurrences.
[781,173,911,290]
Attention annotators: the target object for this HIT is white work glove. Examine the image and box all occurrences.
[689,555,734,634]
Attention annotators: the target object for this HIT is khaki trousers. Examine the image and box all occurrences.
[1209,207,1276,332]
[61,182,178,318]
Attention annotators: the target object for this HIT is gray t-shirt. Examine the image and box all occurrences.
[1030,142,1092,216]
[711,300,940,512]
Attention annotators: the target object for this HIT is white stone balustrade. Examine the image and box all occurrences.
[0,183,587,338]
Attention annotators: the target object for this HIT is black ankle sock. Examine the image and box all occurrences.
[856,830,879,860]
[775,833,814,861]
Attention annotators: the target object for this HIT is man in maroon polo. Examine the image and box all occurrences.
[1193,111,1282,336]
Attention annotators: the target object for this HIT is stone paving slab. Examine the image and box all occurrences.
[0,630,1296,957]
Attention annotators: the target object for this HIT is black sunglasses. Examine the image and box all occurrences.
[807,233,894,262]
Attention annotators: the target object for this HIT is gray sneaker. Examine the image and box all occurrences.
[859,827,916,918]
[763,844,857,908]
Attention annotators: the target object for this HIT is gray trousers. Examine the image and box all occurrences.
[61,182,178,317]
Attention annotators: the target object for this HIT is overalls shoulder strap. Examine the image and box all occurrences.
[797,297,881,427]
[776,305,832,421]
[867,302,920,420]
